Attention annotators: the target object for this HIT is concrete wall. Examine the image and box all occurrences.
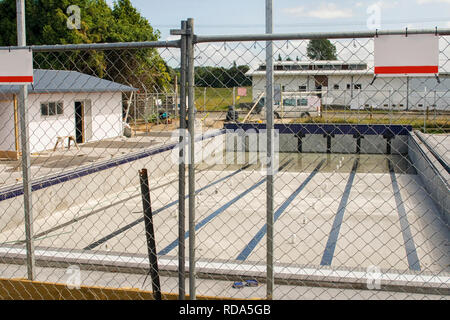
[0,96,15,152]
[408,132,449,224]
[1,91,124,153]
[226,131,408,155]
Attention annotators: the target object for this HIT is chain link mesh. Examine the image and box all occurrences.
[0,31,448,300]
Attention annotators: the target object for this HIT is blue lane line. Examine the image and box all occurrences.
[320,158,359,266]
[388,160,421,271]
[236,159,326,261]
[158,159,293,256]
[84,163,251,250]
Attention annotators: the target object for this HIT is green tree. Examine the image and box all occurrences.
[306,39,337,60]
[0,0,172,92]
[106,0,171,91]
[194,65,251,88]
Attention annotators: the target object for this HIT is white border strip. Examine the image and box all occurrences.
[1,246,448,290]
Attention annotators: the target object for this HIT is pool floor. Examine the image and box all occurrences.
[1,153,448,276]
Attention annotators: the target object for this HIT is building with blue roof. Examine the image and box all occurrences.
[0,69,137,158]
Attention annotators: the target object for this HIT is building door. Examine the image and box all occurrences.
[314,75,328,98]
[84,100,93,142]
[314,75,328,88]
[75,101,84,143]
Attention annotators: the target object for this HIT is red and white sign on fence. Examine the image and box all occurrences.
[374,34,439,77]
[237,87,247,97]
[0,49,34,84]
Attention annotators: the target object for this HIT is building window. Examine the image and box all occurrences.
[349,64,366,70]
[41,101,63,116]
[354,84,362,90]
[299,85,307,92]
[333,84,340,90]
[347,84,351,90]
[281,85,286,91]
[283,98,296,106]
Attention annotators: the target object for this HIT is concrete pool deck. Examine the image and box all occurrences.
[0,134,175,188]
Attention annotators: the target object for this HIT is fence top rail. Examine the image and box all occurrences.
[1,28,449,51]
[195,28,450,43]
[0,40,180,52]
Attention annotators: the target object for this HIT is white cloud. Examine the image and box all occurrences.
[309,4,354,19]
[416,0,450,4]
[166,35,180,41]
[283,3,353,19]
[372,1,400,9]
[283,6,306,16]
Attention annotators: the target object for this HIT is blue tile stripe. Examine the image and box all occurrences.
[84,161,251,251]
[414,133,450,174]
[224,123,412,136]
[236,159,325,261]
[320,158,359,266]
[0,130,225,203]
[158,159,293,256]
[388,160,421,271]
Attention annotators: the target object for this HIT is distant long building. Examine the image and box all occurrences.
[246,61,450,110]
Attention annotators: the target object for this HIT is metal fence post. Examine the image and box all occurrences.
[389,89,392,125]
[406,76,410,111]
[139,169,161,300]
[171,19,188,300]
[16,0,35,281]
[265,0,275,300]
[187,17,196,300]
[424,87,427,132]
[178,19,188,300]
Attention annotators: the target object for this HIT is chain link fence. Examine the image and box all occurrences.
[0,22,449,300]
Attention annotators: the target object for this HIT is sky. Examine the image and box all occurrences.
[104,0,450,40]
[102,0,450,69]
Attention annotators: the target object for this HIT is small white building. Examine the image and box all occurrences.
[247,60,449,110]
[0,69,137,159]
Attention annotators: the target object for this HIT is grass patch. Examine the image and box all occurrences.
[194,87,253,111]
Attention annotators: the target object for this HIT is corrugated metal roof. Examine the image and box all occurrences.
[248,70,372,76]
[0,69,138,94]
[247,70,450,77]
